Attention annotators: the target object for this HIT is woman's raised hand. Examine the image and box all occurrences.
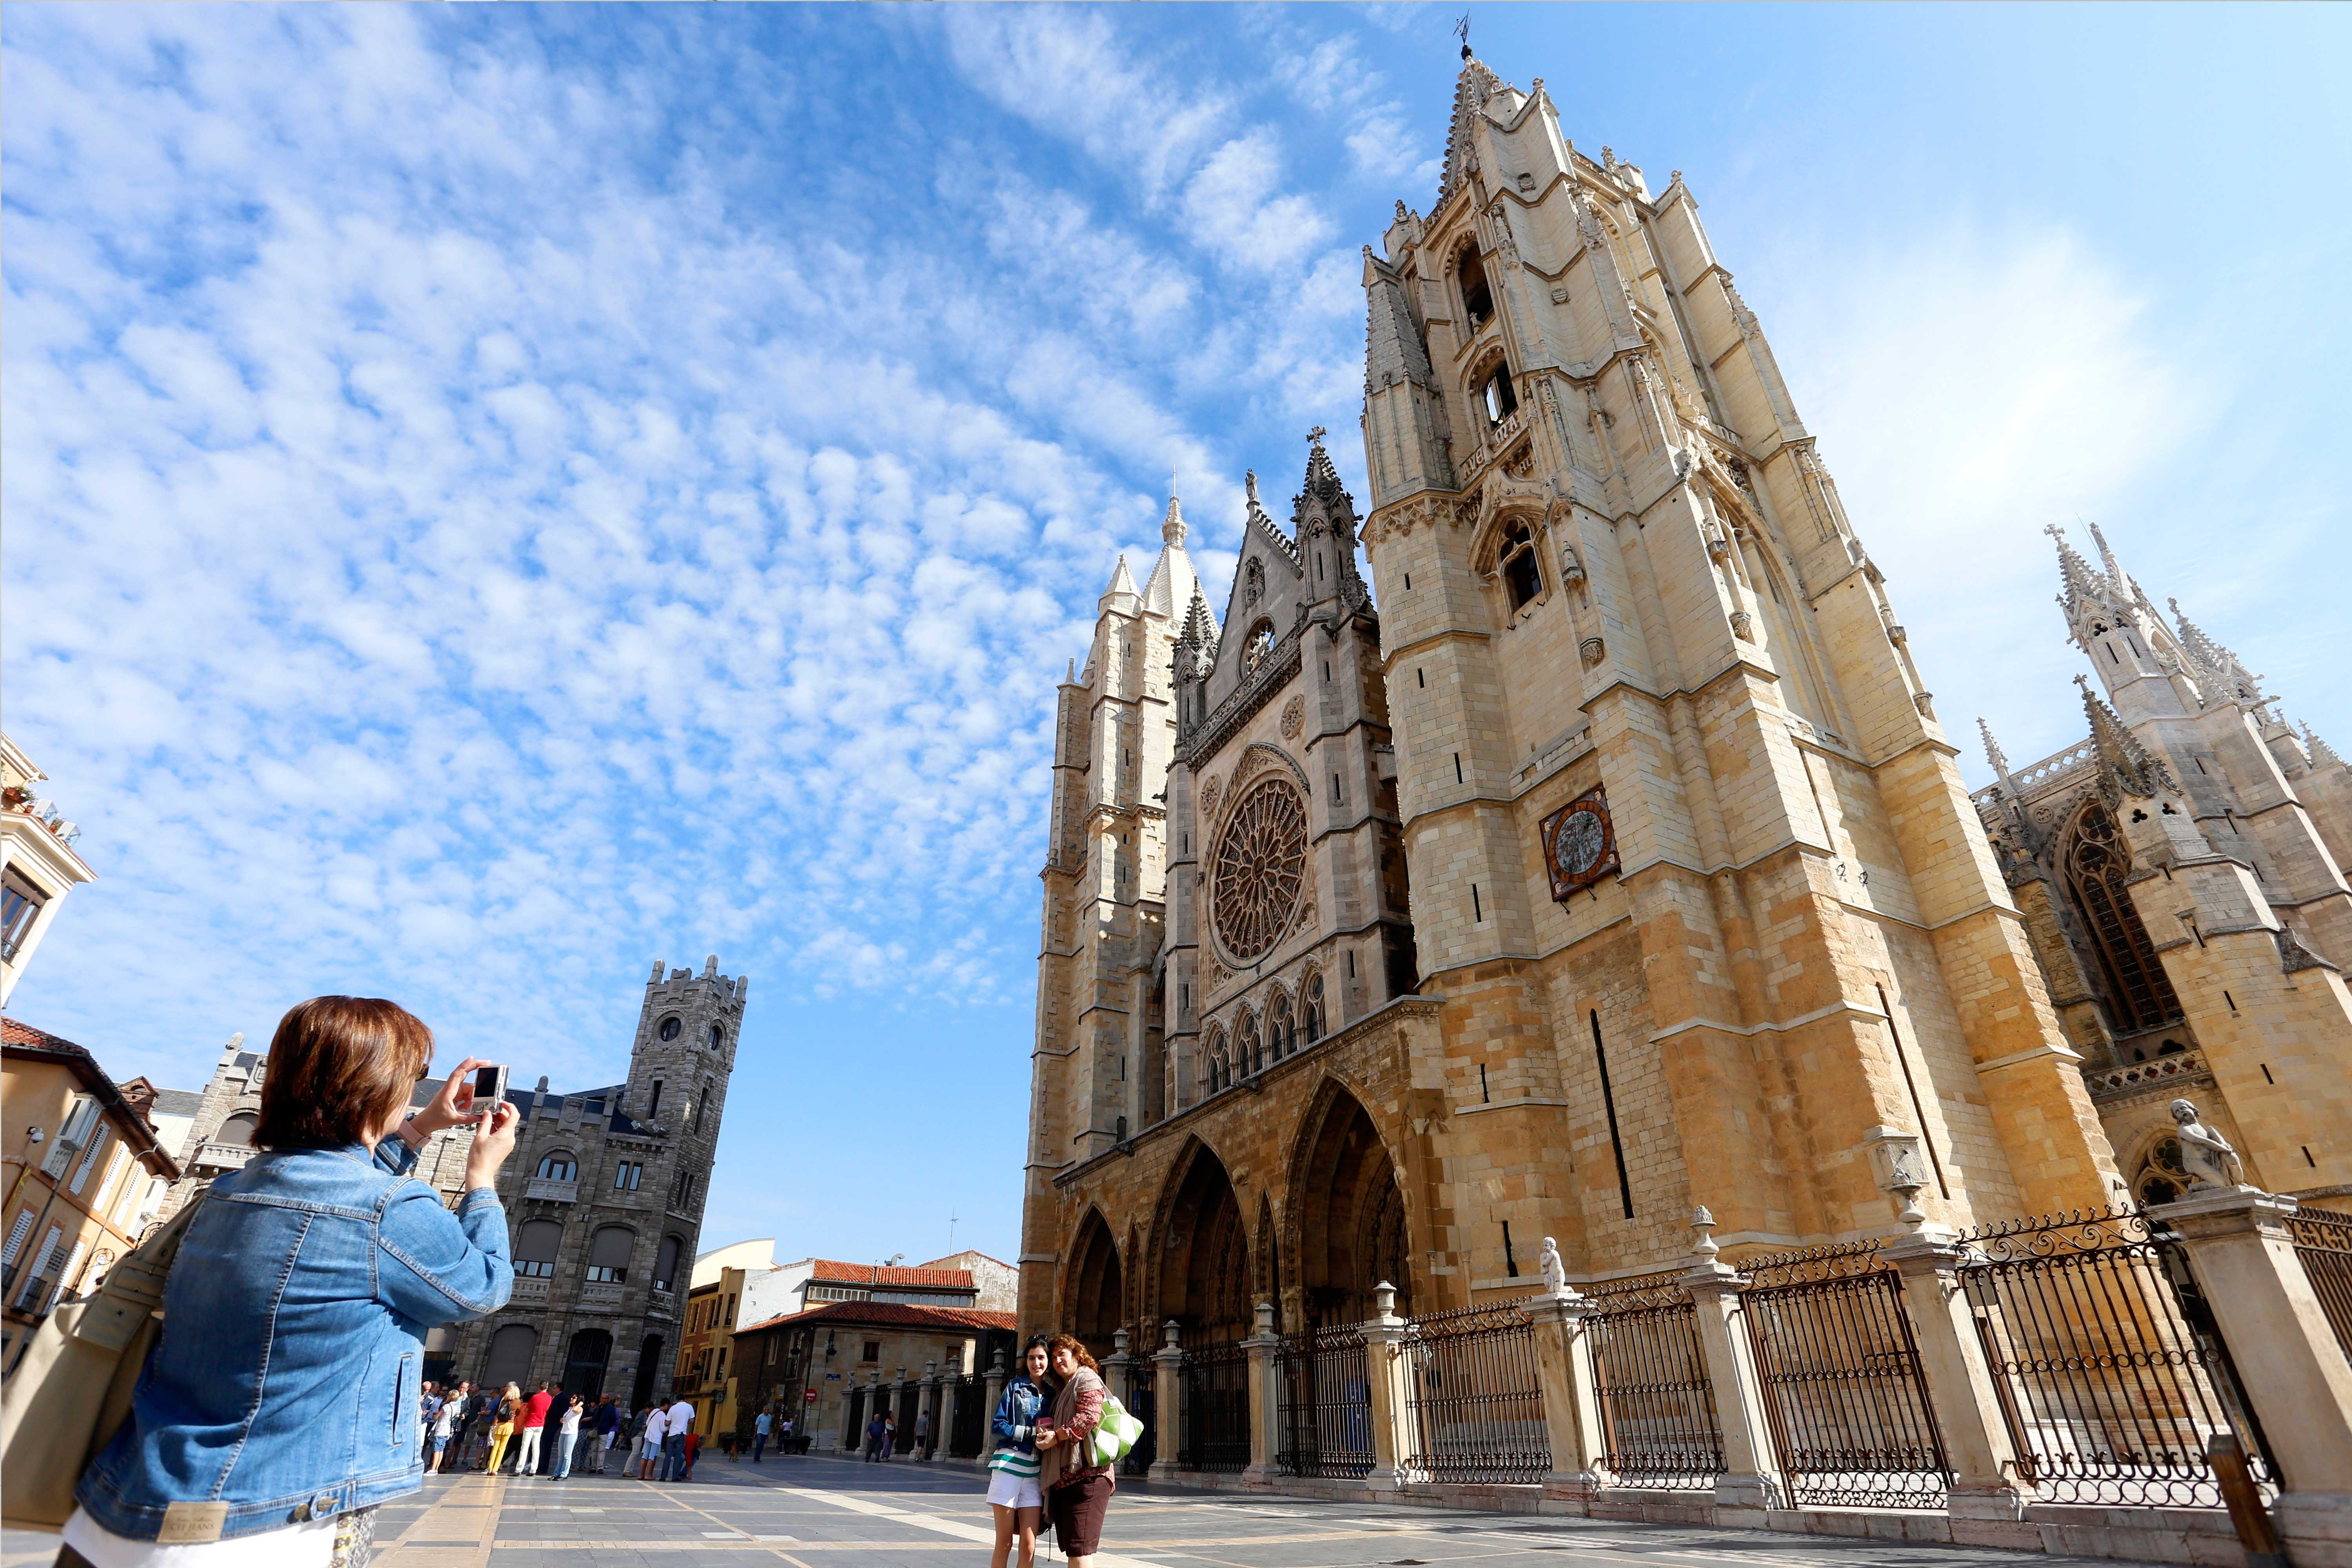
[415,1057,489,1137]
[463,1099,521,1191]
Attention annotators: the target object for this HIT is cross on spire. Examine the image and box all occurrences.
[1307,425,1328,445]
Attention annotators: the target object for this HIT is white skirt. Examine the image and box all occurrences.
[985,1468,1042,1510]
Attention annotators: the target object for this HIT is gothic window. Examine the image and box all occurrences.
[1477,359,1518,426]
[2061,800,2185,1034]
[1245,559,1265,606]
[535,1151,577,1182]
[1211,778,1308,962]
[1238,1012,1263,1076]
[1204,1027,1229,1094]
[515,1218,563,1279]
[1498,520,1543,612]
[1243,621,1276,675]
[1457,245,1493,328]
[658,1016,682,1042]
[2133,1137,2193,1207]
[1304,974,1325,1041]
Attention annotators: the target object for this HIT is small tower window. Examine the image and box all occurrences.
[707,1024,723,1051]
[658,1016,682,1042]
[1479,362,1519,426]
[1499,521,1543,612]
[647,1080,663,1119]
[1459,247,1493,329]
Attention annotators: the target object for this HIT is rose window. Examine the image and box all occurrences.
[1211,778,1307,962]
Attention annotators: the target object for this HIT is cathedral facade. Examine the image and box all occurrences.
[169,957,743,1410]
[1020,51,2207,1348]
[1975,529,2352,1209]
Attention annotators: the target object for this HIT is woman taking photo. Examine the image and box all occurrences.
[985,1337,1053,1568]
[1032,1335,1113,1568]
[62,996,518,1567]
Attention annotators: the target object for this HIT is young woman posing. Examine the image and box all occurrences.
[1033,1335,1114,1568]
[984,1337,1053,1568]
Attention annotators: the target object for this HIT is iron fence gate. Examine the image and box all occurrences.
[1276,1325,1373,1478]
[1122,1362,1157,1477]
[1959,1209,2276,1506]
[1740,1240,1951,1509]
[2287,1204,2352,1367]
[1178,1340,1251,1473]
[1588,1274,1724,1491]
[950,1375,984,1457]
[844,1388,865,1450]
[1399,1301,1550,1485]
[895,1386,919,1454]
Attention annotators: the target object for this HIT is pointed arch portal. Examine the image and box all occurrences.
[1291,1084,1410,1327]
[1067,1209,1124,1360]
[1157,1143,1253,1344]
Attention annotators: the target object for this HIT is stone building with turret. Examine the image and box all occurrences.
[163,955,745,1412]
[1021,49,2142,1351]
[1974,528,2352,1208]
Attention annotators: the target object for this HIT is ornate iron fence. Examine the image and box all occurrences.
[949,1374,984,1458]
[2287,1204,2352,1367]
[1122,1361,1157,1477]
[1587,1272,1724,1491]
[1740,1239,1951,1509]
[1958,1209,2276,1506]
[1399,1301,1550,1485]
[1178,1340,1252,1473]
[1276,1324,1373,1478]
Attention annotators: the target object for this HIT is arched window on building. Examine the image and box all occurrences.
[1237,1011,1263,1076]
[1457,245,1493,329]
[535,1151,576,1182]
[2061,800,2185,1036]
[515,1219,563,1279]
[1204,1027,1229,1094]
[1497,520,1543,612]
[215,1112,258,1147]
[1475,359,1518,426]
[654,1234,683,1294]
[1303,973,1325,1042]
[483,1322,538,1390]
[587,1225,633,1283]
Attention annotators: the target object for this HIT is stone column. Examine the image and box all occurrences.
[1523,1288,1608,1510]
[1881,1229,2037,1547]
[1681,1212,1778,1519]
[1151,1319,1185,1483]
[919,1361,941,1461]
[2152,1184,2352,1562]
[1242,1301,1281,1487]
[982,1348,1007,1462]
[1360,1282,1413,1495]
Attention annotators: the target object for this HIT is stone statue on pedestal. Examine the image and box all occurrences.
[1538,1235,1568,1296]
[2169,1099,2244,1189]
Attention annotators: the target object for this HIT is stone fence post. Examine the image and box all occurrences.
[1523,1287,1608,1509]
[1359,1281,1413,1495]
[1101,1327,1133,1472]
[1151,1319,1185,1483]
[981,1348,1007,1461]
[1881,1230,2037,1547]
[918,1361,940,1461]
[2153,1185,2352,1564]
[1681,1209,1778,1519]
[1243,1301,1281,1487]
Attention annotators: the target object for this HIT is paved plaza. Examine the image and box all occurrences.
[5,1455,2180,1568]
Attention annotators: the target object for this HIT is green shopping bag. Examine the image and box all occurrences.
[1089,1393,1145,1467]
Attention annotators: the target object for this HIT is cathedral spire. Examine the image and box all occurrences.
[2167,597,2264,707]
[1100,554,1138,612]
[2078,674,2177,802]
[2305,721,2345,769]
[1978,716,2016,791]
[1163,485,1187,546]
[2088,521,2138,604]
[2047,524,2116,630]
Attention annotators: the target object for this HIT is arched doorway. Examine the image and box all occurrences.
[482,1322,537,1391]
[564,1328,613,1398]
[1290,1084,1410,1327]
[631,1334,664,1410]
[1156,1143,1253,1344]
[1067,1210,1123,1360]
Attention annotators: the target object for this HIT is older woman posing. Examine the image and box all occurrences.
[62,997,518,1568]
[1031,1335,1114,1568]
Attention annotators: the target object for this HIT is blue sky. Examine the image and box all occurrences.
[5,3,2347,1268]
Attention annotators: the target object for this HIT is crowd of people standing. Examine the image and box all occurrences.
[416,1381,723,1481]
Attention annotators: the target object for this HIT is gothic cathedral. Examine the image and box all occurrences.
[1018,52,2352,1349]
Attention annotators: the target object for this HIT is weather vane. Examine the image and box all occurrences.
[1455,14,1472,58]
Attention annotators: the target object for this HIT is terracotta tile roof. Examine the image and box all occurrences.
[734,1300,1018,1337]
[808,1259,975,1289]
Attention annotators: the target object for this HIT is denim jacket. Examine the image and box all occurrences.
[990,1375,1045,1454]
[77,1136,511,1542]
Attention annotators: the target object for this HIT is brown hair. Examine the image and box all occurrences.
[255,996,434,1150]
[1045,1334,1099,1374]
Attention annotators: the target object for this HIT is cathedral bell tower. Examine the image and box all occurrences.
[1353,54,2119,1263]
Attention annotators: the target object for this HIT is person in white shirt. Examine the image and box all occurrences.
[639,1404,668,1481]
[428,1395,461,1474]
[660,1398,695,1481]
[553,1394,585,1481]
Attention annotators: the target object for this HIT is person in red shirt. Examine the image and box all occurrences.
[679,1428,701,1481]
[513,1382,555,1477]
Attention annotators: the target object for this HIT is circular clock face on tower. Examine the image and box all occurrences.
[1554,806,1607,879]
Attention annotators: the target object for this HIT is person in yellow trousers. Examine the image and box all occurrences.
[485,1383,522,1474]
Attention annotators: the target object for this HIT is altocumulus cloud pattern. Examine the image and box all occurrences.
[2,4,1420,1084]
